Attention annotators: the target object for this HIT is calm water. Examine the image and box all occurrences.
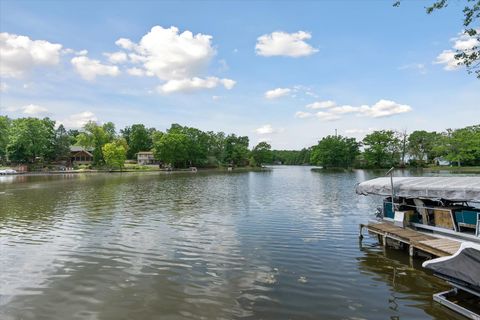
[0,167,467,320]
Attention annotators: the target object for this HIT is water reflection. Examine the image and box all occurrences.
[0,168,473,319]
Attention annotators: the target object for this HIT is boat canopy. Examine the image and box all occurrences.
[423,242,480,293]
[355,177,480,202]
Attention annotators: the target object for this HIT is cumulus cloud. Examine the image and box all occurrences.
[295,111,313,118]
[255,124,277,135]
[265,87,291,99]
[127,67,146,77]
[0,82,8,92]
[103,51,128,64]
[116,26,216,80]
[434,30,479,71]
[61,111,98,128]
[358,99,411,118]
[71,56,120,81]
[306,100,336,109]
[0,32,62,78]
[157,77,236,94]
[256,31,318,57]
[316,111,340,121]
[298,99,411,121]
[2,104,49,116]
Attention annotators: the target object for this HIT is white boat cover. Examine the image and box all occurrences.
[355,177,480,202]
[422,242,480,292]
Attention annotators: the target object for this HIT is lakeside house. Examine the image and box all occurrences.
[137,151,156,165]
[70,146,94,165]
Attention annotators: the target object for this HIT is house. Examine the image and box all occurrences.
[137,151,156,165]
[70,146,94,165]
[434,157,451,166]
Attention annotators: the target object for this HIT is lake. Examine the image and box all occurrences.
[0,166,467,319]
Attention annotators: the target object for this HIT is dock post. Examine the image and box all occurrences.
[409,245,414,257]
[359,224,364,240]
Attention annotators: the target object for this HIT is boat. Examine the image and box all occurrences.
[356,175,480,319]
[356,176,480,241]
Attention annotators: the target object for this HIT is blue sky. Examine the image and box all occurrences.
[0,0,479,149]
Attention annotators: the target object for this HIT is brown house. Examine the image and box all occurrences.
[70,146,94,165]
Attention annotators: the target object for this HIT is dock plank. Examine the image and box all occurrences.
[363,222,463,258]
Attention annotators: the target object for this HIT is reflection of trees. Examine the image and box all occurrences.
[357,243,464,319]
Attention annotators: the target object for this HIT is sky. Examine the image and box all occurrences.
[0,0,479,149]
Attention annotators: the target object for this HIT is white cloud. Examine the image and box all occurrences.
[398,63,427,74]
[0,82,8,92]
[71,56,120,81]
[126,67,146,77]
[306,100,336,109]
[116,26,216,80]
[115,38,136,50]
[265,87,291,99]
[157,77,236,94]
[316,111,340,121]
[299,99,412,121]
[255,124,276,135]
[434,50,460,70]
[344,128,376,134]
[435,30,479,71]
[2,104,49,116]
[0,32,62,78]
[256,31,318,57]
[61,111,97,128]
[295,111,313,118]
[103,51,128,64]
[212,95,221,101]
[359,99,412,118]
[22,104,49,115]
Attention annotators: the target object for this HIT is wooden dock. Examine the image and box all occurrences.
[360,222,462,257]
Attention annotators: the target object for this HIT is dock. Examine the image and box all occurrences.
[360,222,462,257]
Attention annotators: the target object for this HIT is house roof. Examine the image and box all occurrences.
[137,151,154,155]
[70,146,93,152]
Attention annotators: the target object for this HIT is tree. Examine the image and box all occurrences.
[0,116,11,163]
[223,134,250,166]
[435,125,480,166]
[310,135,360,168]
[122,124,153,159]
[6,117,56,163]
[408,130,440,165]
[363,130,401,168]
[152,132,189,168]
[394,0,480,78]
[251,142,273,166]
[76,121,115,164]
[102,140,127,170]
[52,124,71,161]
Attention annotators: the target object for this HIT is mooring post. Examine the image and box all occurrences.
[359,224,364,240]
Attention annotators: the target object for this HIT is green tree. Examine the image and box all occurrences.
[102,140,127,170]
[310,135,359,168]
[122,124,153,159]
[408,130,441,165]
[435,125,480,166]
[152,132,189,168]
[76,121,115,165]
[363,130,401,168]
[6,117,56,163]
[251,142,273,166]
[0,116,11,163]
[52,124,71,161]
[223,134,250,166]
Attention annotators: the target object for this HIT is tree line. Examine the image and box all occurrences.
[1,116,478,170]
[309,125,480,168]
[0,116,274,169]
